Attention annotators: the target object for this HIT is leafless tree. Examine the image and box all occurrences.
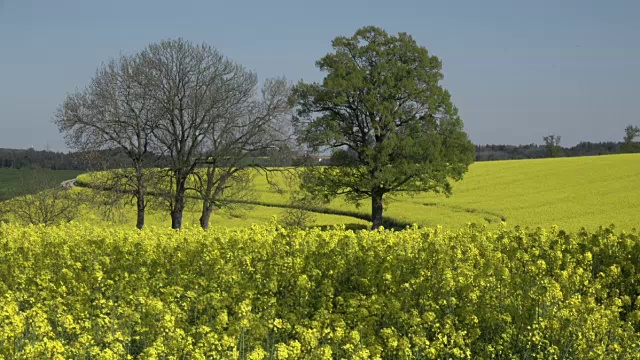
[55,54,158,229]
[140,38,280,229]
[1,170,88,226]
[55,39,294,230]
[193,77,294,229]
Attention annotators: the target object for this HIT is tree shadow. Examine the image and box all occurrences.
[309,223,370,231]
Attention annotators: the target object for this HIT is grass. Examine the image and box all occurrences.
[0,168,84,201]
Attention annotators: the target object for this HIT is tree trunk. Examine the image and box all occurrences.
[136,192,145,230]
[371,188,384,230]
[200,202,213,230]
[171,210,183,229]
[199,168,215,230]
[135,169,145,230]
[171,174,187,229]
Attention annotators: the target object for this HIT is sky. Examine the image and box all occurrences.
[1,0,639,151]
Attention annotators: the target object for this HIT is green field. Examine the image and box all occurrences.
[0,168,85,201]
[72,153,640,231]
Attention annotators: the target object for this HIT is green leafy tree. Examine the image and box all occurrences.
[543,134,562,158]
[293,26,475,229]
[622,125,640,153]
[623,125,640,144]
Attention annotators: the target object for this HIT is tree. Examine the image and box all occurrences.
[193,77,293,229]
[624,125,640,146]
[139,38,270,229]
[543,134,562,158]
[293,26,475,229]
[622,125,640,153]
[277,169,322,229]
[624,125,640,144]
[0,170,87,226]
[55,54,158,229]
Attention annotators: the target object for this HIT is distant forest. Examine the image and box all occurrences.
[1,141,639,170]
[0,148,84,170]
[475,141,640,161]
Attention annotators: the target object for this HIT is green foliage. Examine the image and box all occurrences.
[622,125,640,153]
[0,147,81,170]
[623,125,640,144]
[294,26,475,228]
[543,135,562,158]
[0,223,639,358]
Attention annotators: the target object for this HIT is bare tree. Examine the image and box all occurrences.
[140,38,263,229]
[56,39,293,230]
[1,170,87,226]
[193,77,294,229]
[55,54,158,229]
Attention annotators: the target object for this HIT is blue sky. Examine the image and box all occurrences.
[1,0,639,151]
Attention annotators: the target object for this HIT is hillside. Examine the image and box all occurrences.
[70,154,639,230]
[251,154,640,231]
[0,168,85,201]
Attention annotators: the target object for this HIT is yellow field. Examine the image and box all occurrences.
[1,223,638,357]
[251,154,640,231]
[64,197,367,230]
[70,153,639,230]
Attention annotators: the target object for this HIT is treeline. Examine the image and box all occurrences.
[475,141,640,161]
[0,148,83,170]
[0,146,296,170]
[3,139,639,170]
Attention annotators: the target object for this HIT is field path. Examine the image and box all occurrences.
[61,178,77,189]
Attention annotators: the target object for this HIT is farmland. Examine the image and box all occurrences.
[71,153,639,231]
[5,115,640,360]
[268,153,639,231]
[1,222,639,358]
[0,168,84,201]
[62,154,640,231]
[2,5,639,357]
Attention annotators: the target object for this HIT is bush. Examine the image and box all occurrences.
[0,223,639,358]
[277,171,320,229]
[1,188,87,226]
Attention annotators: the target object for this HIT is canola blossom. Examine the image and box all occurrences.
[0,222,639,358]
